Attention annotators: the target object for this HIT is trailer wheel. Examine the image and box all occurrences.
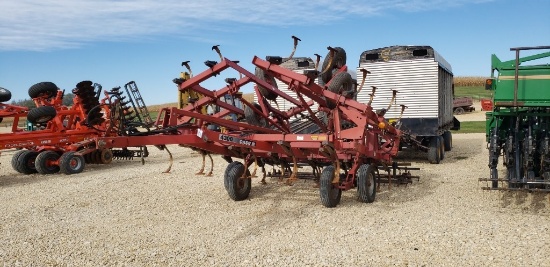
[319,165,342,208]
[320,47,347,84]
[327,71,353,95]
[224,161,251,201]
[454,107,465,115]
[0,87,12,102]
[427,137,441,164]
[28,82,58,99]
[99,149,113,164]
[356,163,377,203]
[12,150,39,174]
[59,151,85,175]
[254,67,278,101]
[11,150,27,172]
[27,106,57,124]
[443,131,452,151]
[244,103,268,128]
[438,136,445,161]
[35,151,61,174]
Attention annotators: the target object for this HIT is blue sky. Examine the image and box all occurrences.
[1,0,549,105]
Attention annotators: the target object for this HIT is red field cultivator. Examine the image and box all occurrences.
[1,41,418,207]
[95,45,419,207]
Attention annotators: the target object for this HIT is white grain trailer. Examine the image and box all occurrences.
[253,57,317,111]
[357,45,460,163]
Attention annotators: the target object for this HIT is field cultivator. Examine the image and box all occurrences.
[0,81,151,175]
[1,39,419,207]
[97,43,419,207]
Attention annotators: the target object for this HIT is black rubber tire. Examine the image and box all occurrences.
[320,47,347,84]
[27,106,57,124]
[427,137,441,164]
[454,107,465,115]
[438,136,445,161]
[254,67,278,101]
[12,150,39,174]
[356,163,377,203]
[443,131,452,151]
[0,87,12,102]
[244,103,268,128]
[35,151,61,174]
[11,150,29,173]
[327,71,353,95]
[59,151,85,175]
[28,82,58,98]
[99,149,113,164]
[319,165,342,208]
[224,161,251,201]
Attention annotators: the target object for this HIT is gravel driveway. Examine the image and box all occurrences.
[1,132,549,266]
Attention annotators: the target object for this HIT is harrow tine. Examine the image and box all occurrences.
[288,35,301,60]
[212,45,223,62]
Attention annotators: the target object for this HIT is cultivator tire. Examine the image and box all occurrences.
[35,151,61,174]
[428,137,441,164]
[224,161,251,201]
[27,106,57,124]
[12,150,39,174]
[99,149,113,164]
[320,47,347,84]
[356,164,377,203]
[254,67,278,101]
[28,82,58,98]
[0,87,12,102]
[327,72,353,95]
[443,131,452,151]
[244,103,268,128]
[59,151,85,175]
[319,165,342,208]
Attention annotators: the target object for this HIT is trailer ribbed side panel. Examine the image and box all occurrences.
[253,69,319,112]
[357,59,441,119]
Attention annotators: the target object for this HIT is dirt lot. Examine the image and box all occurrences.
[1,108,549,265]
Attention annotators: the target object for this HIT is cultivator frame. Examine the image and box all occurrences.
[96,47,418,207]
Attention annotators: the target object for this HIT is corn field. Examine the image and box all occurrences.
[454,76,488,87]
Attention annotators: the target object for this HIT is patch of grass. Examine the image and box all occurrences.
[454,86,493,100]
[452,121,486,134]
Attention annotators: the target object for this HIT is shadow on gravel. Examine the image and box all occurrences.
[499,191,550,214]
[0,173,55,188]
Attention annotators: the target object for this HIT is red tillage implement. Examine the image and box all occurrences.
[99,50,418,207]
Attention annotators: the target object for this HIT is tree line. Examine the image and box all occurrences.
[10,93,75,108]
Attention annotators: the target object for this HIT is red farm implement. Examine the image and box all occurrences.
[0,81,150,174]
[1,40,419,207]
[95,45,419,207]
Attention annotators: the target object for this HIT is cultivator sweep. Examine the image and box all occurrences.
[480,46,550,192]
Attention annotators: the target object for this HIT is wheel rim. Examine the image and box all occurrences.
[69,157,82,170]
[367,172,375,195]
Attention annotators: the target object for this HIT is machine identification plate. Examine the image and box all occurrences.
[218,134,256,147]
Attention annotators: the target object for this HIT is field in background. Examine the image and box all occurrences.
[1,77,490,131]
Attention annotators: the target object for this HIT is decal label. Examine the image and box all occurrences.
[219,134,256,147]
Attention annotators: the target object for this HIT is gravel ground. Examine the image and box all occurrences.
[1,132,549,266]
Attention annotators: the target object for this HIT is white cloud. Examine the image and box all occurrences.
[0,0,490,51]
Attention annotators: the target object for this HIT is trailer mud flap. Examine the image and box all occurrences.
[451,116,460,131]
